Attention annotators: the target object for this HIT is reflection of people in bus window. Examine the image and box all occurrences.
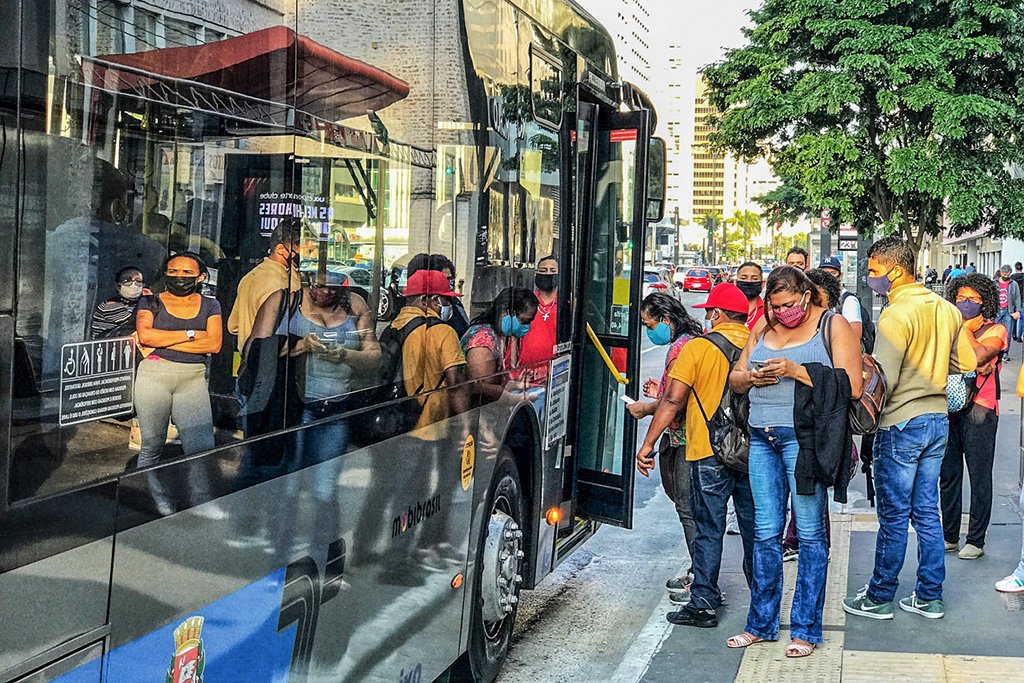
[277,271,380,471]
[42,157,164,382]
[407,253,470,337]
[519,255,559,377]
[134,252,223,516]
[90,266,148,339]
[461,287,538,401]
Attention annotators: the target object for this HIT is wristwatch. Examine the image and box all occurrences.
[185,329,196,341]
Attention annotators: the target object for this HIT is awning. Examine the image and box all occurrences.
[85,26,410,122]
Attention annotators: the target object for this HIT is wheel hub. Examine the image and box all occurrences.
[480,511,524,624]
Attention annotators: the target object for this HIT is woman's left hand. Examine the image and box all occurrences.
[761,358,800,379]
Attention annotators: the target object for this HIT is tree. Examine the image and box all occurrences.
[727,209,762,259]
[703,0,1024,260]
[700,211,722,263]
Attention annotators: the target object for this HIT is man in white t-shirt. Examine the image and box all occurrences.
[820,256,863,340]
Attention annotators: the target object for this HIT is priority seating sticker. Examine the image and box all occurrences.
[461,435,475,491]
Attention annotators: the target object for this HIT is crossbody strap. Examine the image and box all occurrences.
[690,332,740,426]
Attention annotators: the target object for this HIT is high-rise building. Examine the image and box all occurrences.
[581,0,653,89]
[691,78,726,224]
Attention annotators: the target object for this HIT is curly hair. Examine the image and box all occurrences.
[806,268,841,311]
[945,273,999,321]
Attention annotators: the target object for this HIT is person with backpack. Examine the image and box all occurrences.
[635,283,755,630]
[461,287,538,403]
[819,256,876,353]
[725,266,862,658]
[628,293,705,599]
[940,274,1007,561]
[843,237,980,623]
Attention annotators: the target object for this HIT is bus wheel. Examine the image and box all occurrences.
[464,451,524,681]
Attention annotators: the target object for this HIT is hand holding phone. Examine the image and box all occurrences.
[619,395,636,405]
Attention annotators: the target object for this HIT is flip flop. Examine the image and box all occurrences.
[785,640,815,658]
[726,633,765,649]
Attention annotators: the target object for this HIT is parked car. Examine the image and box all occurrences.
[682,268,714,293]
[706,266,724,284]
[654,260,677,282]
[643,269,679,301]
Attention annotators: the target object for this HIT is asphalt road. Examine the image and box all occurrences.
[496,289,712,683]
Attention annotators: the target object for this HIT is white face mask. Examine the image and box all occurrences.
[439,303,454,322]
[119,282,144,300]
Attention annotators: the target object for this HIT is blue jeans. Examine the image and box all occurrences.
[868,413,948,603]
[1015,314,1024,340]
[1015,487,1024,582]
[745,427,829,644]
[687,455,755,611]
[996,308,1013,357]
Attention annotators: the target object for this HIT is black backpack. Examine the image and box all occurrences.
[363,315,446,440]
[840,290,876,354]
[691,332,750,472]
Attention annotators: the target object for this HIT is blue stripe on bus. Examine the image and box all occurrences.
[56,569,296,682]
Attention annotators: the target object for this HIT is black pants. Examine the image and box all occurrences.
[940,404,998,548]
[688,455,755,611]
[659,437,696,567]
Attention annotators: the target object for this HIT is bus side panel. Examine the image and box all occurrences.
[104,402,478,682]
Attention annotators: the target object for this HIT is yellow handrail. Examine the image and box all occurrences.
[585,323,629,385]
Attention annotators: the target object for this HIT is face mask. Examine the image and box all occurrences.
[439,303,454,322]
[500,314,531,339]
[118,282,144,300]
[956,301,983,320]
[290,253,301,268]
[536,273,559,292]
[1002,275,1011,282]
[309,286,344,309]
[773,294,808,328]
[736,280,763,299]
[646,321,673,346]
[867,270,894,296]
[165,276,199,297]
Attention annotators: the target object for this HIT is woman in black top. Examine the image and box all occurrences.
[134,252,223,515]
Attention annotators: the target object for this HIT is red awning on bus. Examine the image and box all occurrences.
[88,25,410,120]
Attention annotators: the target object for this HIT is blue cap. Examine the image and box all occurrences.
[819,256,842,272]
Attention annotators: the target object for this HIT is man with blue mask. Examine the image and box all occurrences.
[636,283,755,629]
[845,236,984,623]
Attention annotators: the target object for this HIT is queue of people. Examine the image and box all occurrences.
[632,235,1024,660]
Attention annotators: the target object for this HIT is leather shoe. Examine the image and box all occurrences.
[666,606,718,628]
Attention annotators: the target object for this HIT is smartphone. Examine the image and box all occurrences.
[619,395,636,405]
[751,360,768,371]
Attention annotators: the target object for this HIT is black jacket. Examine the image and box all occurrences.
[793,363,853,502]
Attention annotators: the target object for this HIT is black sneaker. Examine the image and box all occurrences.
[666,606,718,628]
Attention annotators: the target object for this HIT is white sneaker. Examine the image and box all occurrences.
[995,575,1024,593]
[192,504,228,521]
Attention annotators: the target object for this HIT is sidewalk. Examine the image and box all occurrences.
[638,359,1024,682]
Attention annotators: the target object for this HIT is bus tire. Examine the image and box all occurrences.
[460,449,525,682]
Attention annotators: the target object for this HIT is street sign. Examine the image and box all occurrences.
[821,217,831,229]
[839,238,858,252]
[820,209,831,219]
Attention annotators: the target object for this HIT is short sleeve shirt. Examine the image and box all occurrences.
[840,291,863,323]
[667,322,751,461]
[659,335,691,447]
[974,323,1009,413]
[137,294,222,363]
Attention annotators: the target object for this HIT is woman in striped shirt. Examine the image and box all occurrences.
[90,266,147,339]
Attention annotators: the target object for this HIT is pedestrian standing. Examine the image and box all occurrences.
[940,275,1007,560]
[725,267,862,657]
[735,261,765,330]
[843,237,979,622]
[628,293,705,596]
[635,284,755,629]
[995,265,1020,361]
[1011,263,1024,342]
[996,365,1024,594]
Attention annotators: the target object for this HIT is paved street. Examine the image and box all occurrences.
[497,289,1024,683]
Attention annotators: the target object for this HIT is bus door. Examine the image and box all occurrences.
[570,103,651,528]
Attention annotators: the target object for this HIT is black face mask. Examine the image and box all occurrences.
[736,280,763,299]
[165,276,199,297]
[290,252,301,268]
[536,273,559,292]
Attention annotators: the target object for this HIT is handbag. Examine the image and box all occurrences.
[946,323,997,413]
[821,312,888,435]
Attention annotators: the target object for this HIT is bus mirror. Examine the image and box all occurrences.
[646,137,666,223]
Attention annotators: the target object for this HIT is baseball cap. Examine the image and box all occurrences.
[692,283,748,314]
[819,256,842,272]
[404,269,462,297]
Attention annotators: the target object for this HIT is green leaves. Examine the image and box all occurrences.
[703,0,1024,253]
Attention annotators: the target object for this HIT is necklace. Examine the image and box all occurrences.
[537,298,556,322]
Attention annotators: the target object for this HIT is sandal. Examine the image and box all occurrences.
[726,632,765,649]
[785,639,816,658]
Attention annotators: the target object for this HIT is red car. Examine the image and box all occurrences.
[682,268,714,292]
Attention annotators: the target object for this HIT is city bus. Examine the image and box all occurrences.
[0,0,664,680]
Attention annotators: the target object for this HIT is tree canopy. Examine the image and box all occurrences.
[703,0,1024,256]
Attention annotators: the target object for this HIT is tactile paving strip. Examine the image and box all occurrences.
[842,651,1024,682]
[735,630,844,682]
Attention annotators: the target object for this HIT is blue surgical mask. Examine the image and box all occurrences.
[867,270,894,296]
[500,314,531,339]
[646,322,673,346]
[956,301,983,320]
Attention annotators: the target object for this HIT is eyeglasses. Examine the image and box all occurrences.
[119,277,145,285]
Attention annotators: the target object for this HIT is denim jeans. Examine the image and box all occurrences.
[745,427,829,644]
[996,308,1013,358]
[868,413,948,604]
[1014,487,1024,582]
[687,454,755,611]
